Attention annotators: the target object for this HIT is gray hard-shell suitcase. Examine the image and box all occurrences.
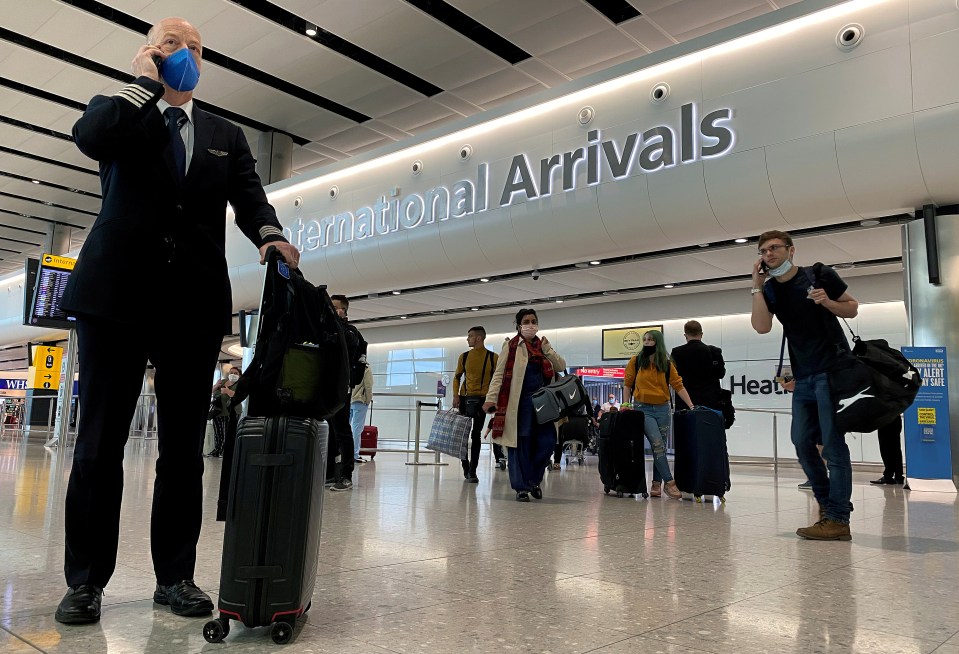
[203,416,328,645]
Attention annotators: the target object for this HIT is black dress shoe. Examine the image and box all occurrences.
[530,485,543,500]
[55,585,103,624]
[154,580,214,617]
[516,491,530,502]
[870,476,896,485]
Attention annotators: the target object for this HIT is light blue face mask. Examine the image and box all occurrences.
[160,47,200,92]
[767,259,793,278]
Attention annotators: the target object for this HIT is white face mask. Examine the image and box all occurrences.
[767,259,794,278]
[520,324,538,340]
[228,374,239,383]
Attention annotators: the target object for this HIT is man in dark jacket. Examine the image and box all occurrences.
[670,320,725,409]
[329,295,368,491]
[55,16,299,626]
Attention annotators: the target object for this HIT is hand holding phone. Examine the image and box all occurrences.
[151,53,164,74]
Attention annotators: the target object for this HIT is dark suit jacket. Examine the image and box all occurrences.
[63,76,286,334]
[670,340,726,408]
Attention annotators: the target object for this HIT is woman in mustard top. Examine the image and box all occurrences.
[623,331,693,499]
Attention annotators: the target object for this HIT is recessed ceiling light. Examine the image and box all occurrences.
[589,260,601,265]
[602,290,619,296]
[392,290,401,295]
[734,238,748,244]
[574,262,589,268]
[470,307,478,311]
[860,218,879,226]
[399,315,407,319]
[305,24,318,36]
[555,299,564,303]
[479,277,490,283]
[31,179,40,184]
[664,284,674,289]
[698,243,709,248]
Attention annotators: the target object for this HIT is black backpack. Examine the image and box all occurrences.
[343,322,368,388]
[230,250,349,420]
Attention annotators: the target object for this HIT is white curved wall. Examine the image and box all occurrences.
[223,0,959,311]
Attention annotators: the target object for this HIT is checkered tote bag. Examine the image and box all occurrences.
[426,409,472,459]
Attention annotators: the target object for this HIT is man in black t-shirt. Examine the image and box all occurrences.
[750,230,859,541]
[671,320,725,409]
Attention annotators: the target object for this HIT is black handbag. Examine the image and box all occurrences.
[530,372,588,425]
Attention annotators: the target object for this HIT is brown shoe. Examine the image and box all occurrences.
[796,518,851,541]
[650,481,662,497]
[664,480,682,500]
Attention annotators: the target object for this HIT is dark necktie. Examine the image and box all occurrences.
[164,106,187,183]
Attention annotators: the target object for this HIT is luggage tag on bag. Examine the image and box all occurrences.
[277,260,290,279]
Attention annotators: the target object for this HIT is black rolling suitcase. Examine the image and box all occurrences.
[597,410,648,498]
[673,408,730,501]
[204,416,328,645]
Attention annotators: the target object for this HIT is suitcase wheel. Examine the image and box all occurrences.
[498,459,507,470]
[603,486,610,495]
[616,491,624,498]
[370,453,376,460]
[271,620,294,645]
[203,618,229,643]
[642,492,649,499]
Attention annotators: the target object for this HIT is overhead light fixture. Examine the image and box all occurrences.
[31,179,40,184]
[399,315,408,319]
[589,260,601,265]
[574,262,589,269]
[391,290,401,295]
[227,343,243,356]
[698,243,709,248]
[555,299,564,303]
[479,277,490,283]
[305,24,318,37]
[734,238,748,244]
[470,307,479,311]
[664,284,674,289]
[860,218,879,226]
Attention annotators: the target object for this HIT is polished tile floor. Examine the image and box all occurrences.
[1,435,958,653]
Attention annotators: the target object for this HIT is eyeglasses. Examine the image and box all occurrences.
[520,320,538,325]
[758,244,787,256]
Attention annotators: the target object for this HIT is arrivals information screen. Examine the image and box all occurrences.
[28,254,77,330]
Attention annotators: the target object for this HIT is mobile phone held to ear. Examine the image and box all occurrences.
[151,53,164,73]
[759,260,769,273]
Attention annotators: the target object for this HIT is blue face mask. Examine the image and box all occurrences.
[160,47,200,92]
[767,259,793,278]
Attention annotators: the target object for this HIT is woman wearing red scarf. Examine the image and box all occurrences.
[483,309,567,502]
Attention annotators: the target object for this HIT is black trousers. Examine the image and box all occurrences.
[877,414,904,479]
[326,395,355,481]
[459,398,490,474]
[65,315,221,588]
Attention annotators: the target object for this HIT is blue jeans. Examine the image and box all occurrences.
[791,373,852,523]
[349,402,370,459]
[635,402,673,483]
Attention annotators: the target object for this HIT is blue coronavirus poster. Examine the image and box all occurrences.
[901,346,953,480]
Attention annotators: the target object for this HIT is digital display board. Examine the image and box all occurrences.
[27,254,77,330]
[601,324,663,360]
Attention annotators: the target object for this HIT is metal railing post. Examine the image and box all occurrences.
[772,414,779,476]
[406,400,444,466]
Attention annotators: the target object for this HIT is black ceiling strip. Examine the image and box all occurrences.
[0,26,311,144]
[0,247,20,254]
[0,170,101,199]
[401,0,531,65]
[0,145,98,176]
[0,212,46,235]
[582,0,641,25]
[345,214,911,315]
[228,0,443,98]
[0,115,73,142]
[55,0,372,122]
[0,76,87,112]
[350,257,903,325]
[0,234,43,246]
[0,190,97,216]
[0,207,89,230]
